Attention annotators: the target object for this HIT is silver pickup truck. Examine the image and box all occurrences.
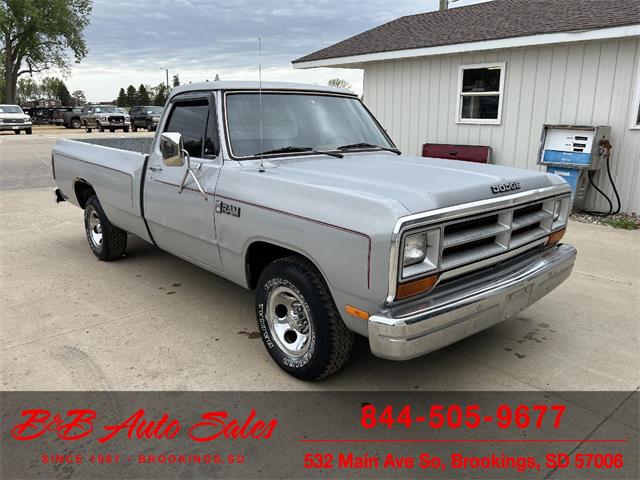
[52,81,576,380]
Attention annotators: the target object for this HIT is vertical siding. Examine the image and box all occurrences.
[363,38,640,213]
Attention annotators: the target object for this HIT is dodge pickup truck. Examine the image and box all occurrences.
[52,81,576,380]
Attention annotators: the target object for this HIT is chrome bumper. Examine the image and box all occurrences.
[369,244,577,360]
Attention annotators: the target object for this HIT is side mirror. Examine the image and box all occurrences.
[160,132,186,167]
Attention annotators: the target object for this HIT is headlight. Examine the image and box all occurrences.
[401,228,440,279]
[101,115,108,120]
[548,196,571,231]
[403,233,426,266]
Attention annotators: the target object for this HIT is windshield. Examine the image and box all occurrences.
[0,105,23,114]
[95,106,119,113]
[146,107,162,114]
[226,92,393,158]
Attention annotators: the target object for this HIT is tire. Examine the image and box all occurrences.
[146,122,155,132]
[123,126,130,133]
[109,127,115,133]
[131,122,137,132]
[84,122,92,133]
[84,195,127,261]
[255,256,354,380]
[71,118,81,129]
[14,130,20,134]
[26,128,32,135]
[97,122,104,132]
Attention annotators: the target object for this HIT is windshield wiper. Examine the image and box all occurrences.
[337,142,401,155]
[257,146,343,158]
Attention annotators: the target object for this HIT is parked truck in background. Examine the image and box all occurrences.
[80,105,131,133]
[0,104,32,134]
[130,105,163,132]
[51,82,577,380]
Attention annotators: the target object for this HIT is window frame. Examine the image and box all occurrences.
[163,94,218,159]
[630,63,640,130]
[456,62,506,125]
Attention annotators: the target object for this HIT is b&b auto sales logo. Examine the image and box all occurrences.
[11,408,277,443]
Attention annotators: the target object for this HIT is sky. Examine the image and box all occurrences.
[54,0,490,102]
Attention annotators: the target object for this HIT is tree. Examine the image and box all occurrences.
[39,76,64,98]
[16,76,39,101]
[172,74,180,88]
[116,87,126,107]
[327,78,352,90]
[71,89,86,106]
[1,0,92,103]
[56,81,71,105]
[137,84,150,105]
[153,82,167,106]
[125,84,137,107]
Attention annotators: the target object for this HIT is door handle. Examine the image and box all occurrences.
[149,166,163,172]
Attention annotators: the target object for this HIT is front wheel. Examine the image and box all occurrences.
[84,195,127,261]
[255,256,354,380]
[123,126,129,133]
[25,128,32,135]
[71,118,82,129]
[97,122,104,132]
[131,122,137,132]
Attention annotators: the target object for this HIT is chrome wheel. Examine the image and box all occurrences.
[266,286,312,357]
[87,206,103,248]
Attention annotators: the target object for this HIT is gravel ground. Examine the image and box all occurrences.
[571,212,639,230]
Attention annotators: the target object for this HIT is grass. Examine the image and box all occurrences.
[606,216,638,230]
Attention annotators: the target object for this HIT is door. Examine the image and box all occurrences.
[143,94,223,271]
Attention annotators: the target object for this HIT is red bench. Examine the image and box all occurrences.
[422,143,491,164]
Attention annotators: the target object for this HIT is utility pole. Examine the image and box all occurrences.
[439,0,448,10]
[160,68,169,89]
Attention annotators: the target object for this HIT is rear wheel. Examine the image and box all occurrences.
[84,195,127,261]
[84,121,92,133]
[131,122,137,132]
[14,130,20,135]
[147,121,155,132]
[71,118,82,129]
[255,256,354,380]
[123,126,130,133]
[97,122,104,132]
[25,128,32,135]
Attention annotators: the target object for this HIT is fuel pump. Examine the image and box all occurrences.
[537,125,615,213]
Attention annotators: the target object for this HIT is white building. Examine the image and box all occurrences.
[294,0,640,213]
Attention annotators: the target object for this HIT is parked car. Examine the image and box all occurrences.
[130,105,163,132]
[51,81,576,380]
[80,105,131,133]
[0,104,32,134]
[62,107,83,129]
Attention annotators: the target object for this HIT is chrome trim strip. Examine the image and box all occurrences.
[386,184,571,304]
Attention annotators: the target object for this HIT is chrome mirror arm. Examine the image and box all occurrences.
[178,149,208,201]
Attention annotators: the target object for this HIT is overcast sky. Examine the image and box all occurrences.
[57,0,489,101]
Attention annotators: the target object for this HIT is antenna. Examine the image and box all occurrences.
[258,37,265,173]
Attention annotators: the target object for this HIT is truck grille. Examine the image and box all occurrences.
[440,200,554,270]
[108,115,124,122]
[2,118,23,124]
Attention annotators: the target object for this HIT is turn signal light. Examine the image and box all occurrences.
[395,274,439,301]
[345,305,370,321]
[547,228,566,247]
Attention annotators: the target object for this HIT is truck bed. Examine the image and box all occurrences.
[52,137,153,243]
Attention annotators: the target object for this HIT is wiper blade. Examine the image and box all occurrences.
[337,142,401,155]
[257,146,343,158]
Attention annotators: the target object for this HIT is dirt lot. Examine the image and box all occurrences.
[1,126,639,391]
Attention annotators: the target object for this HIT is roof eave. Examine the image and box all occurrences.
[293,24,640,69]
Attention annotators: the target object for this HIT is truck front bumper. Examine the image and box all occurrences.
[368,244,577,360]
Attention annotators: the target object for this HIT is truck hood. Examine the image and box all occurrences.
[267,152,565,214]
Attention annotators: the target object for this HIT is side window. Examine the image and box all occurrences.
[164,99,210,158]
